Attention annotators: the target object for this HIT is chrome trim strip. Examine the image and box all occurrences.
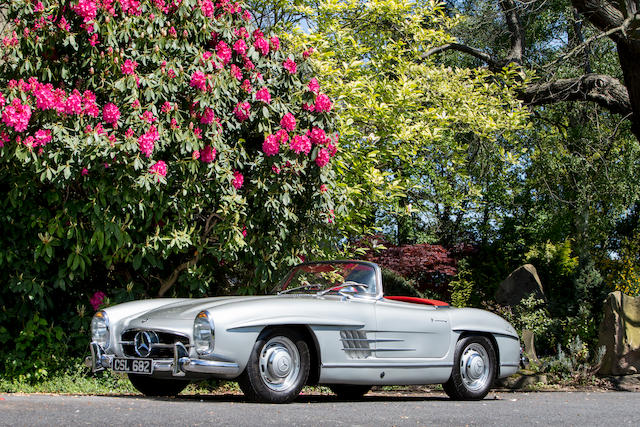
[122,328,190,340]
[118,341,193,349]
[323,363,453,369]
[500,363,520,367]
[339,338,402,343]
[343,348,416,352]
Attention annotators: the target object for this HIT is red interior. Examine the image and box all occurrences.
[385,296,449,306]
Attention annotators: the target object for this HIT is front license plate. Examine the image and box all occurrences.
[112,358,153,374]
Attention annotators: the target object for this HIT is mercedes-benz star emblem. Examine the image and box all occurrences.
[134,331,158,357]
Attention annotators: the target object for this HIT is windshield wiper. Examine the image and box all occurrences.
[277,283,321,295]
[316,281,369,296]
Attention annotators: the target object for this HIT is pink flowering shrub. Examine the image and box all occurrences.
[0,0,339,364]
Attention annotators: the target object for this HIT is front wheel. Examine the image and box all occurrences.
[238,327,310,403]
[128,374,189,396]
[443,336,496,400]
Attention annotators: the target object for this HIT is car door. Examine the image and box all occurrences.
[374,299,450,359]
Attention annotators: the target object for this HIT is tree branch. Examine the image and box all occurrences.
[571,0,627,42]
[520,73,632,116]
[499,0,525,64]
[157,253,201,297]
[422,43,500,69]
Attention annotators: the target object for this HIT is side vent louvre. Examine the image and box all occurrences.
[340,330,372,359]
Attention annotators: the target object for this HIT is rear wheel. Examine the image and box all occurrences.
[443,336,496,400]
[238,327,310,403]
[128,374,189,396]
[329,384,372,400]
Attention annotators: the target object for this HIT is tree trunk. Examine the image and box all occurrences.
[617,40,640,140]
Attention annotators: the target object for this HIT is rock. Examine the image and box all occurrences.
[522,329,538,362]
[496,373,548,389]
[598,291,640,375]
[605,374,640,391]
[495,264,545,306]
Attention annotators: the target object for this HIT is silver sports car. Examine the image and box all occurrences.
[86,260,520,403]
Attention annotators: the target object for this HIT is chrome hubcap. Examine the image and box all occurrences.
[460,343,491,391]
[259,336,300,391]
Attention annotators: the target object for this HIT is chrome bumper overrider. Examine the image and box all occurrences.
[84,342,240,377]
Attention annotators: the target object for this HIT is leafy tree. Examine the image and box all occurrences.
[285,0,529,246]
[0,0,338,368]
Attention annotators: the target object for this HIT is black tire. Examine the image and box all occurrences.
[443,335,496,400]
[237,327,310,403]
[329,384,372,400]
[128,374,189,396]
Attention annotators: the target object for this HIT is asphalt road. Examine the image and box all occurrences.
[0,391,636,426]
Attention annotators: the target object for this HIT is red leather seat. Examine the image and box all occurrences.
[385,296,449,306]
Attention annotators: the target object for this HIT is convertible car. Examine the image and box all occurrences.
[86,260,520,403]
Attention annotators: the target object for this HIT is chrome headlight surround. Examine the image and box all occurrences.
[91,310,110,349]
[193,310,215,355]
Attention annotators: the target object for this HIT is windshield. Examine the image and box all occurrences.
[273,262,378,296]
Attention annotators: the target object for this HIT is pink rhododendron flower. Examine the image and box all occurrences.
[0,93,5,109]
[170,118,179,129]
[234,27,249,39]
[242,225,247,237]
[149,160,167,180]
[200,107,216,124]
[255,87,271,104]
[262,134,280,156]
[275,129,289,143]
[290,135,311,155]
[320,184,328,193]
[82,167,89,176]
[125,127,135,138]
[89,33,100,46]
[244,59,255,70]
[200,0,214,17]
[141,110,156,123]
[272,165,281,174]
[242,9,251,21]
[64,90,82,115]
[303,47,314,58]
[253,37,269,56]
[270,36,280,51]
[283,57,297,74]
[233,39,247,56]
[280,113,296,132]
[34,129,52,146]
[192,150,200,160]
[308,127,327,145]
[34,1,44,12]
[169,26,177,37]
[233,101,251,121]
[131,99,141,109]
[73,0,98,23]
[302,102,314,111]
[193,127,202,139]
[121,59,138,75]
[230,64,243,81]
[102,103,120,125]
[232,171,244,189]
[90,291,105,311]
[315,93,333,112]
[161,101,173,113]
[138,125,159,157]
[190,70,207,91]
[307,78,320,95]
[0,131,9,148]
[200,145,216,163]
[315,147,330,167]
[241,79,253,93]
[216,40,232,66]
[1,98,32,132]
[168,69,177,78]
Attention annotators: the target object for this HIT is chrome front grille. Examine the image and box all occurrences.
[121,330,190,359]
[340,330,372,359]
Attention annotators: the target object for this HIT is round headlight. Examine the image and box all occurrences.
[193,311,215,355]
[91,310,110,349]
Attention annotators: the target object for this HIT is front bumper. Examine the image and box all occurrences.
[85,341,240,377]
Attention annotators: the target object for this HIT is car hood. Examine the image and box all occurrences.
[124,295,276,333]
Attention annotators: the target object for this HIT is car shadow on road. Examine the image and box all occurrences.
[103,393,453,404]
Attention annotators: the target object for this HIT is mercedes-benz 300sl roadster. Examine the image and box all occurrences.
[86,260,520,403]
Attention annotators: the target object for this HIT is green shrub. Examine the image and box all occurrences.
[381,268,422,297]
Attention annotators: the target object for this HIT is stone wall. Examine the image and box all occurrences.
[598,291,640,375]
